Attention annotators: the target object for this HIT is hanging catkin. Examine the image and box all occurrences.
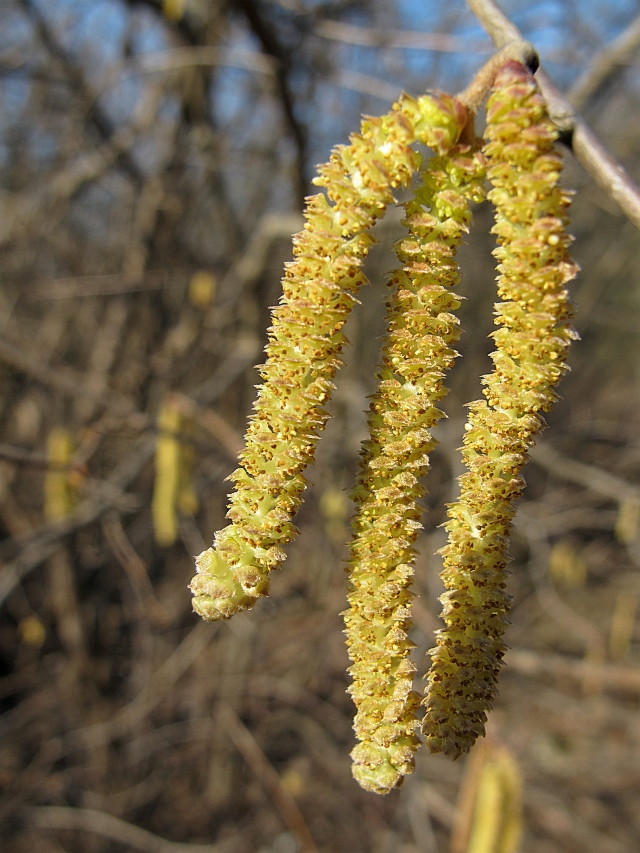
[191,94,471,621]
[345,142,486,794]
[422,60,578,759]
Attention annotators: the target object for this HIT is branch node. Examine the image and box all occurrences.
[456,39,539,114]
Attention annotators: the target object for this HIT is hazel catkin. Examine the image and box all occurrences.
[422,61,578,759]
[191,94,471,621]
[345,142,486,794]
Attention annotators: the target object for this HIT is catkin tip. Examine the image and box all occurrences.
[190,548,258,620]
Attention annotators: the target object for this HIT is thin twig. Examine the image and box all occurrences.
[0,493,139,608]
[0,435,153,607]
[506,647,640,695]
[568,13,640,110]
[517,511,606,658]
[456,39,538,113]
[26,805,227,853]
[219,703,319,853]
[466,0,640,230]
[0,331,135,417]
[314,19,611,66]
[315,20,490,54]
[235,0,308,205]
[329,69,405,102]
[102,512,172,627]
[114,45,277,83]
[53,620,216,756]
[26,270,171,300]
[531,443,640,505]
[213,212,303,318]
[0,442,65,469]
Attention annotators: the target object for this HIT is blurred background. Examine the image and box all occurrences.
[1,1,639,851]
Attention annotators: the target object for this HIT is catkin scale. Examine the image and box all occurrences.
[191,93,471,621]
[422,61,578,759]
[345,143,486,794]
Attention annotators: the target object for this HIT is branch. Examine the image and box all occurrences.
[219,703,319,853]
[466,0,640,231]
[235,0,308,206]
[21,0,144,186]
[506,648,640,696]
[0,439,151,608]
[531,443,640,505]
[0,330,135,417]
[26,270,170,300]
[568,12,640,110]
[0,332,259,609]
[315,20,490,54]
[456,39,538,113]
[26,806,226,853]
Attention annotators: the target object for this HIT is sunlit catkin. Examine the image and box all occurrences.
[465,744,523,853]
[422,61,578,758]
[153,395,197,547]
[190,93,470,621]
[345,143,486,794]
[44,428,77,522]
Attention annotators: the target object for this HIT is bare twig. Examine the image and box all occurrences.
[531,443,640,505]
[235,0,309,204]
[219,703,319,853]
[102,512,172,628]
[456,39,538,113]
[0,495,138,608]
[26,805,227,853]
[527,788,630,853]
[190,337,261,406]
[517,511,606,658]
[214,212,303,317]
[0,442,63,469]
[0,330,135,417]
[0,435,153,607]
[114,45,277,82]
[194,407,244,461]
[329,69,405,102]
[506,647,640,695]
[26,270,171,300]
[466,0,640,230]
[46,548,87,668]
[55,620,216,755]
[568,13,640,110]
[315,20,489,54]
[314,20,613,66]
[20,0,144,185]
[466,0,520,44]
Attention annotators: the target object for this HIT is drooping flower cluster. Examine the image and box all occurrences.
[422,61,578,758]
[345,145,486,794]
[189,51,578,795]
[190,94,470,621]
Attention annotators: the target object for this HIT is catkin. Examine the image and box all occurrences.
[345,143,486,794]
[191,94,471,621]
[422,60,578,758]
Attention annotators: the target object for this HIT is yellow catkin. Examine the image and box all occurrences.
[162,0,186,22]
[422,60,578,758]
[152,395,196,547]
[344,143,486,794]
[44,428,76,522]
[466,745,523,853]
[190,93,471,621]
[188,270,217,308]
